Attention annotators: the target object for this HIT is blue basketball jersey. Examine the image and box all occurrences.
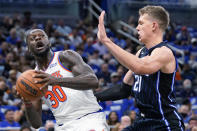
[132,42,182,122]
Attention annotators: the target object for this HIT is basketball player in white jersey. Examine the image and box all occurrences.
[22,29,109,131]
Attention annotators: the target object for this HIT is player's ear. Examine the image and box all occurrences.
[152,21,157,32]
[49,41,51,47]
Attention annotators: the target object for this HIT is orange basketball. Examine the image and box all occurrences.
[16,69,47,101]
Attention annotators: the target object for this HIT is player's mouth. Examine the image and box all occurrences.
[36,41,45,50]
[137,33,141,40]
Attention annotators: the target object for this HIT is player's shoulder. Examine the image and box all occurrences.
[59,50,78,56]
[153,45,174,57]
[58,50,83,64]
[58,50,81,59]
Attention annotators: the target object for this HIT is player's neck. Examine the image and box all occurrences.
[145,34,163,49]
[36,50,54,71]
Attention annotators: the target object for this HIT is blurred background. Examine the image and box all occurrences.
[0,0,196,131]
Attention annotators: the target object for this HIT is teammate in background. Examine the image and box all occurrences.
[21,29,109,131]
[96,5,185,130]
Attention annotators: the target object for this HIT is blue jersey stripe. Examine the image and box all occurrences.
[174,111,184,131]
[156,71,171,131]
[168,71,176,102]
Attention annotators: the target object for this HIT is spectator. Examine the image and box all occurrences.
[107,111,120,131]
[88,50,104,67]
[186,116,197,131]
[49,30,65,51]
[178,102,193,123]
[96,63,111,84]
[188,55,197,70]
[7,69,17,88]
[0,81,9,105]
[56,19,72,36]
[93,41,108,56]
[128,110,136,125]
[176,26,191,45]
[106,72,121,89]
[113,115,131,131]
[0,16,13,32]
[44,20,55,38]
[14,103,29,126]
[180,79,196,97]
[20,124,32,131]
[22,11,34,29]
[6,28,21,45]
[0,109,20,128]
[84,36,95,56]
[68,28,82,47]
[45,120,55,131]
[181,64,196,81]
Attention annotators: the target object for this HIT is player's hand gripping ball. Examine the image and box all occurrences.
[16,70,47,101]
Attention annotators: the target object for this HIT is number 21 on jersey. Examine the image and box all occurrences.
[133,75,142,92]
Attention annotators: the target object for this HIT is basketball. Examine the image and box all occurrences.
[16,69,47,101]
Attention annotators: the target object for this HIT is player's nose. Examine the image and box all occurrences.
[136,25,139,31]
[35,35,41,41]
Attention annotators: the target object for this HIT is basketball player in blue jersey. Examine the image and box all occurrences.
[21,29,109,131]
[96,5,185,131]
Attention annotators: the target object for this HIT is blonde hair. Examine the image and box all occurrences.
[139,5,170,31]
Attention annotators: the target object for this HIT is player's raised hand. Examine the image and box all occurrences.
[97,11,108,43]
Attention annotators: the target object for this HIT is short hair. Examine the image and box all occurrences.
[189,116,197,123]
[139,5,170,31]
[4,109,13,115]
[24,29,48,44]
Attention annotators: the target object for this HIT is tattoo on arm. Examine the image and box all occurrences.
[57,50,98,90]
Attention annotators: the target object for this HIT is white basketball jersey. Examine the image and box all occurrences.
[38,51,102,125]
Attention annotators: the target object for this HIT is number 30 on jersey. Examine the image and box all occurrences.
[133,75,142,92]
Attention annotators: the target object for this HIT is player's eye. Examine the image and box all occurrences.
[39,34,45,38]
[30,37,35,41]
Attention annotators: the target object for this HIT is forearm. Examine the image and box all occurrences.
[102,38,141,72]
[94,82,131,102]
[25,104,42,129]
[55,74,98,90]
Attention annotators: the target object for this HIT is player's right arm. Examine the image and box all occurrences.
[24,99,42,129]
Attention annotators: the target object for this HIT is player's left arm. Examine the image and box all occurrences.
[57,50,99,90]
[34,50,98,90]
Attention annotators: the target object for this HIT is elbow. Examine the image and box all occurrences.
[132,64,147,75]
[89,74,99,89]
[132,64,143,74]
[29,118,42,129]
[32,123,42,129]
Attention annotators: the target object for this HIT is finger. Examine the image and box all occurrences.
[33,74,47,78]
[40,83,49,90]
[99,11,105,25]
[34,70,44,74]
[35,78,49,84]
[16,92,21,98]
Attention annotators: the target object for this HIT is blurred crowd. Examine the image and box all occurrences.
[0,8,196,131]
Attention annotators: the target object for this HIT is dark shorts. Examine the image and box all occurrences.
[122,115,185,131]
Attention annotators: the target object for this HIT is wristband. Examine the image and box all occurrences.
[122,82,131,88]
[24,102,32,108]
